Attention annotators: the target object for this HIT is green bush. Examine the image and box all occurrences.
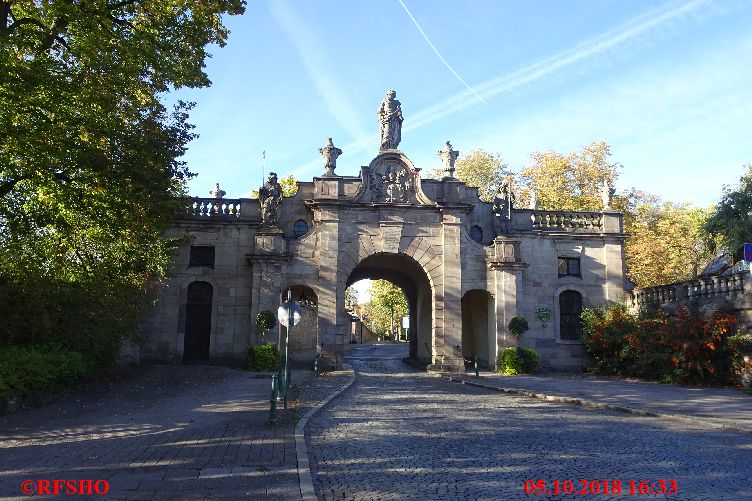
[246,343,280,372]
[0,344,95,396]
[508,316,529,336]
[497,347,539,375]
[0,276,136,368]
[255,310,277,341]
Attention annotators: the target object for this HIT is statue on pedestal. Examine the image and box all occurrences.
[377,89,403,151]
[438,141,459,179]
[527,189,538,210]
[209,182,226,199]
[319,138,342,176]
[492,176,516,236]
[259,172,282,227]
[601,179,615,210]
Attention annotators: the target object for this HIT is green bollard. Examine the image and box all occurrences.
[474,356,479,378]
[283,363,292,409]
[269,374,278,423]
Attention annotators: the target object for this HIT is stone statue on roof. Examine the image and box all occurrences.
[377,89,403,151]
[601,179,615,210]
[492,176,516,236]
[438,141,459,179]
[209,182,226,199]
[259,172,282,227]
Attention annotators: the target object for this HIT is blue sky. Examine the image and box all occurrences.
[170,0,752,208]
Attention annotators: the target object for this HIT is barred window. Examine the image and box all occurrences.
[557,257,580,277]
[189,246,215,268]
[293,219,309,238]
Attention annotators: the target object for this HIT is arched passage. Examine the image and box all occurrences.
[461,289,495,368]
[346,252,433,364]
[184,281,213,362]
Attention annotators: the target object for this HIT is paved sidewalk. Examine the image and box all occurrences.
[0,364,320,500]
[451,370,752,433]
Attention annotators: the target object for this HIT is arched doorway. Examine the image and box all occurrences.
[559,290,583,341]
[461,289,494,368]
[184,281,213,362]
[346,252,433,364]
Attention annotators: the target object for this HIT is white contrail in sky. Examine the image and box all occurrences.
[397,0,488,104]
[407,0,715,131]
[267,0,368,142]
[291,0,717,177]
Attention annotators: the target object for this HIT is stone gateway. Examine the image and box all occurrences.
[138,92,627,372]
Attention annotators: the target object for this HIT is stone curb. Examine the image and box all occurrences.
[295,371,356,501]
[446,375,752,436]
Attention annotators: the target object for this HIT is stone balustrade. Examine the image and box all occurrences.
[510,209,619,233]
[631,272,749,308]
[184,198,242,218]
[530,210,603,230]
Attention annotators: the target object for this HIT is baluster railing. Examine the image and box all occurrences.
[184,198,242,218]
[530,210,604,231]
[631,271,749,309]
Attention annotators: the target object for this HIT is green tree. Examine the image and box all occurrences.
[519,141,620,211]
[703,164,752,255]
[361,280,408,338]
[0,1,245,359]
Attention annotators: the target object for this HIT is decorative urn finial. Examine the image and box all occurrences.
[319,137,343,176]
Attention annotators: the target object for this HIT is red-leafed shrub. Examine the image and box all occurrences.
[581,302,745,385]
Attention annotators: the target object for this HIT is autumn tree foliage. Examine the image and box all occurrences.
[620,190,713,287]
[519,141,620,211]
[440,141,716,288]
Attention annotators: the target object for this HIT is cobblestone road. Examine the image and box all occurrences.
[307,347,752,500]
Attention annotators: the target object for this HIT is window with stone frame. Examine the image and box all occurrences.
[189,246,215,268]
[557,257,581,277]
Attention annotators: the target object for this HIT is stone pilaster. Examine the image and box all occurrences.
[247,230,287,348]
[487,237,528,368]
[432,210,464,371]
[315,207,345,368]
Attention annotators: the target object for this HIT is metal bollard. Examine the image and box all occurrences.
[269,374,278,423]
[283,364,292,409]
[313,355,319,376]
[474,356,479,378]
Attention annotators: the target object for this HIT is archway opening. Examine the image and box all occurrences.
[461,289,495,368]
[346,252,433,363]
[352,279,409,343]
[184,281,212,362]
